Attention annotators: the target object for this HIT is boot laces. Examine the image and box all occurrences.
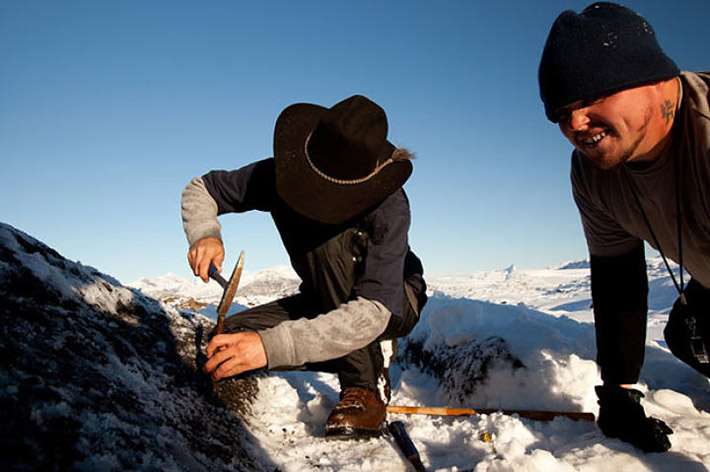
[335,388,370,411]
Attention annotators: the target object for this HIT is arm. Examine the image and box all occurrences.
[181,159,276,281]
[590,243,648,384]
[570,151,649,384]
[181,177,225,281]
[181,177,221,247]
[355,189,410,318]
[204,297,391,379]
[591,247,674,453]
[570,154,671,451]
[258,297,391,368]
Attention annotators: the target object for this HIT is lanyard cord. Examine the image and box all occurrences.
[622,150,686,302]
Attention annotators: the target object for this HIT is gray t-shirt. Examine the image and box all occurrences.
[571,71,710,287]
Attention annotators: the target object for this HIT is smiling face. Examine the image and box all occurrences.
[556,81,675,170]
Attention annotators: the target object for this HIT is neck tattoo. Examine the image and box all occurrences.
[661,99,675,125]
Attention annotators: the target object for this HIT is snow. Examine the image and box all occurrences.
[131,259,710,471]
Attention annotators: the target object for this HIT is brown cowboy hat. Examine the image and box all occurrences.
[273,95,412,225]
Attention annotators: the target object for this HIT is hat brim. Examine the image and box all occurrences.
[274,102,412,225]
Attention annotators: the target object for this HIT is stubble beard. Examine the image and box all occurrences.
[591,107,653,171]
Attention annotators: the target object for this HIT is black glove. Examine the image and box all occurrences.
[595,385,672,453]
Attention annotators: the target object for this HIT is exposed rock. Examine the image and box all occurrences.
[0,223,275,471]
[163,296,210,312]
[400,335,524,403]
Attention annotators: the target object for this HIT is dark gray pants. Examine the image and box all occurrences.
[223,227,422,391]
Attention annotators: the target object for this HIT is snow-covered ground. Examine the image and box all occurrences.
[131,259,710,472]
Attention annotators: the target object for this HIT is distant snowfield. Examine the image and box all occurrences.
[131,260,710,471]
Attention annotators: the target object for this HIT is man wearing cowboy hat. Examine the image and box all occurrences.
[539,2,710,453]
[181,94,427,439]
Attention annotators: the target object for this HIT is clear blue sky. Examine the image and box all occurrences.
[1,0,708,283]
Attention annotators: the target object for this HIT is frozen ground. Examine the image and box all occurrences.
[133,259,710,471]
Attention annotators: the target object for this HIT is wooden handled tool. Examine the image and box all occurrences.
[387,405,595,422]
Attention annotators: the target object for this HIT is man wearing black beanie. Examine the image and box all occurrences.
[539,2,710,453]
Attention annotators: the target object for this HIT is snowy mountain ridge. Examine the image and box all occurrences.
[130,264,300,313]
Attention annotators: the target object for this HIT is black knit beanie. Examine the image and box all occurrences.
[538,2,679,122]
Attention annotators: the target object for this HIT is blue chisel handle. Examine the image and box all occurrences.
[208,262,228,289]
[388,421,427,472]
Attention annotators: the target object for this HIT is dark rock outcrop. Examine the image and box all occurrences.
[400,335,525,403]
[0,223,274,471]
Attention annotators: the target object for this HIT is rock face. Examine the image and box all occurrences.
[401,335,525,403]
[0,223,273,471]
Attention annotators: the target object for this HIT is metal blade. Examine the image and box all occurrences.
[215,250,244,335]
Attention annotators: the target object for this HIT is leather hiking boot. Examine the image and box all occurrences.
[324,387,386,440]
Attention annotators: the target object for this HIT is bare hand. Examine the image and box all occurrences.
[204,332,267,381]
[187,237,224,282]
